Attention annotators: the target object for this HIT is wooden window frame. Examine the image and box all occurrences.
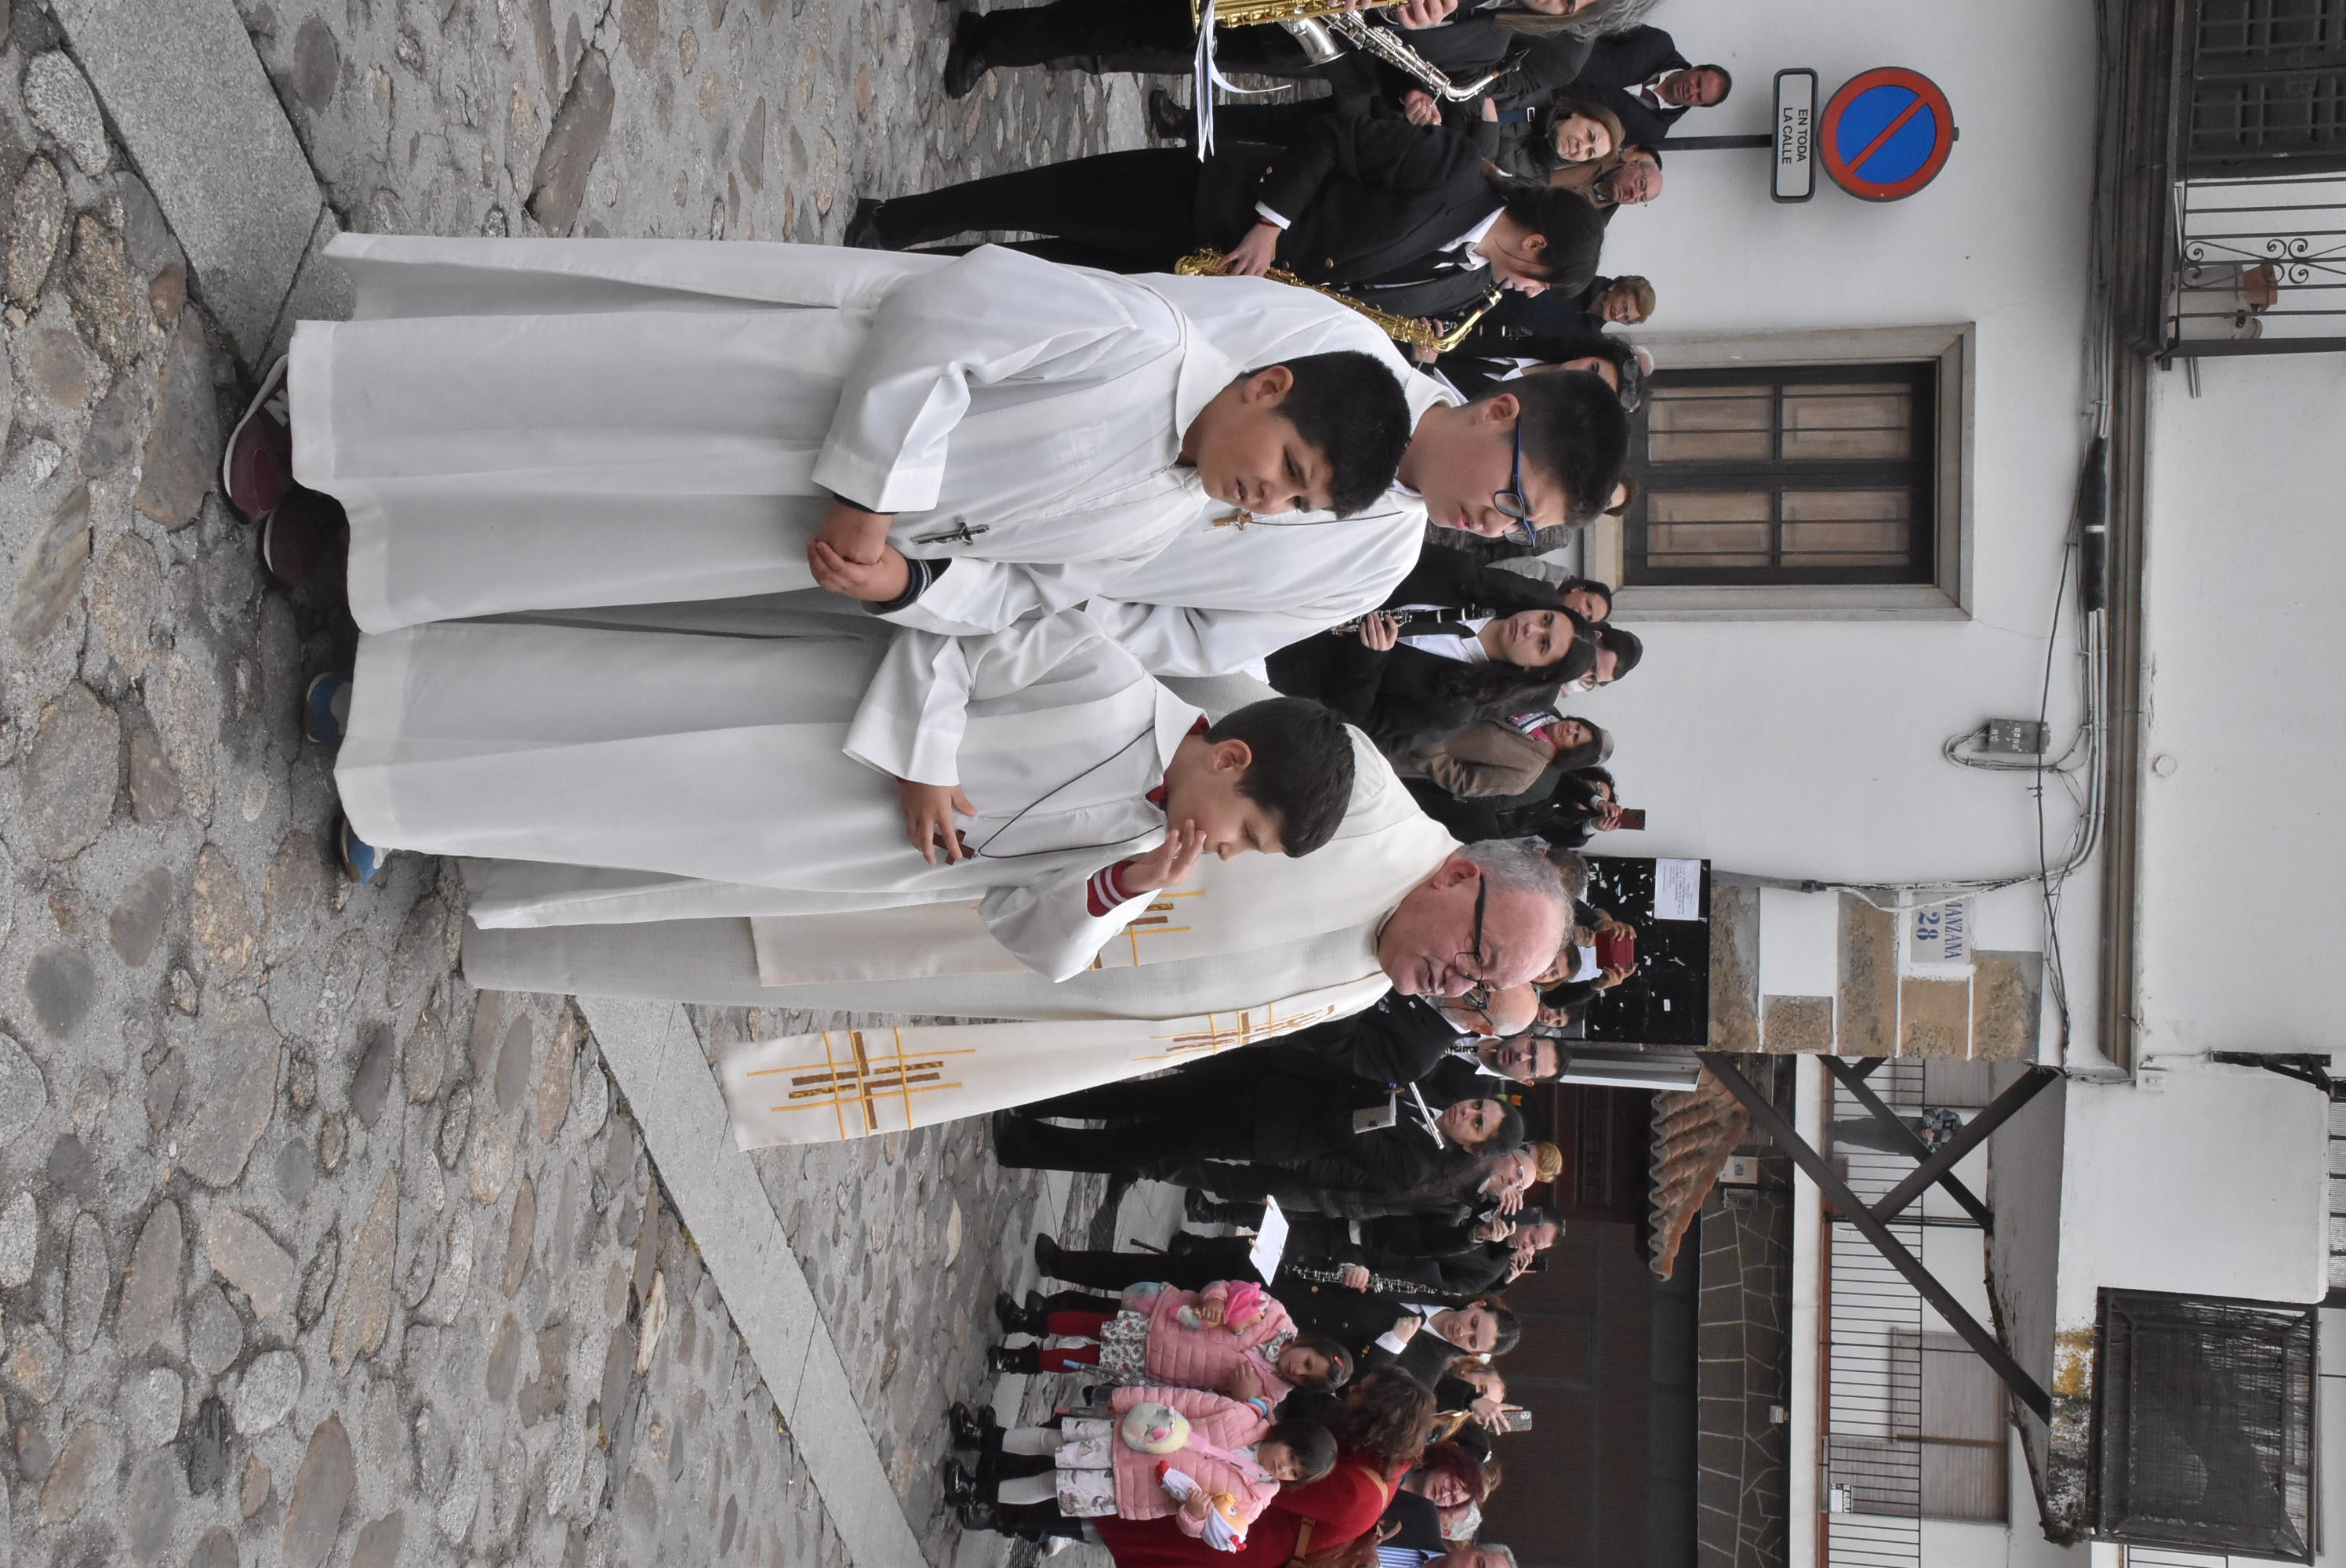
[1589,325,1976,622]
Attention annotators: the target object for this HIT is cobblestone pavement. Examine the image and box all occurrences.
[0,0,1146,1561]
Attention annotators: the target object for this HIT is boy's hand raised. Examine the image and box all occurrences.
[896,779,975,864]
[809,539,912,601]
[1122,821,1208,893]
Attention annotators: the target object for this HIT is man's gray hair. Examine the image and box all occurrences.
[1546,848,1590,903]
[1473,1547,1518,1568]
[1461,839,1573,917]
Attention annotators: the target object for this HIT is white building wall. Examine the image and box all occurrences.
[2137,354,2346,1059]
[1575,0,2104,1043]
[2054,1064,2330,1323]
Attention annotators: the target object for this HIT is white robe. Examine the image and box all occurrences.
[337,609,1202,982]
[896,271,1459,677]
[292,238,1234,633]
[712,732,1462,1144]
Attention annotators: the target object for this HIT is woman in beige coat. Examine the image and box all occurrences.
[1390,713,1611,800]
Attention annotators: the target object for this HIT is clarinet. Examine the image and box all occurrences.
[1329,605,1503,637]
[1328,608,1425,637]
[1276,1260,1437,1298]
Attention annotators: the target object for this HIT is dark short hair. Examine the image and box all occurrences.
[1494,186,1607,299]
[1254,350,1414,517]
[1264,1421,1340,1483]
[1208,698,1356,856]
[1513,1203,1555,1229]
[1489,372,1630,528]
[1290,1332,1356,1392]
[1596,623,1643,681]
[1695,64,1734,103]
[1455,1097,1524,1152]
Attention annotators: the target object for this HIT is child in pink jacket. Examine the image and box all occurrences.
[979,1387,1336,1548]
[993,1279,1353,1408]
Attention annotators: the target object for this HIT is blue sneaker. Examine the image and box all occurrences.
[304,672,351,744]
[336,815,383,885]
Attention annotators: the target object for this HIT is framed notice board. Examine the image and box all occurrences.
[1580,855,1712,1047]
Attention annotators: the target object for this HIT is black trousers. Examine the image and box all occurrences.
[1040,1242,1260,1293]
[870,148,1208,265]
[1025,1051,1258,1122]
[971,0,1319,78]
[997,1097,1257,1174]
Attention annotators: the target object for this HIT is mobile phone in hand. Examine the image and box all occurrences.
[1614,808,1647,832]
[1498,1407,1534,1433]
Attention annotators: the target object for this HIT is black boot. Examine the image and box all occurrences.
[943,11,990,98]
[942,1459,982,1510]
[988,1342,1042,1375]
[1186,1190,1255,1225]
[1033,1232,1066,1278]
[1147,85,1194,142]
[841,198,887,249]
[949,1402,997,1451]
[993,1290,1047,1337]
[956,1499,1003,1534]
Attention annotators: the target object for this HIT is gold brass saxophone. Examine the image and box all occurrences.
[1175,249,1500,353]
[1189,0,1503,102]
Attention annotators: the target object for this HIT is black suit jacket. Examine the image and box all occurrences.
[1279,1286,1469,1369]
[1383,542,1567,619]
[1570,26,1690,147]
[1268,637,1495,755]
[1218,118,1507,311]
[1251,993,1471,1088]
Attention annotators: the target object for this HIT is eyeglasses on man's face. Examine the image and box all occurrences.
[1493,422,1538,548]
[1454,874,1495,1009]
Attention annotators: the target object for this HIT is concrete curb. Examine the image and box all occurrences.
[579,997,932,1568]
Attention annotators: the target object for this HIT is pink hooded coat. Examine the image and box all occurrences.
[1107,1385,1280,1534]
[1136,1281,1304,1405]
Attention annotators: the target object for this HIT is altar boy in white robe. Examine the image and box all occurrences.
[328,608,1358,982]
[263,239,1411,631]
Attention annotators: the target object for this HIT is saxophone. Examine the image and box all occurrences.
[1189,0,1504,103]
[1175,250,1499,353]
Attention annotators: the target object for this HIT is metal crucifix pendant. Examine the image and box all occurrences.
[913,518,990,546]
[1211,510,1257,530]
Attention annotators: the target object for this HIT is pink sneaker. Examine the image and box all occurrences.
[222,356,292,524]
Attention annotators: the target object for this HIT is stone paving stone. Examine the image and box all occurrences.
[0,0,1149,1558]
[51,0,322,359]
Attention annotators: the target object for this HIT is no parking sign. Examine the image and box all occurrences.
[1819,67,1956,201]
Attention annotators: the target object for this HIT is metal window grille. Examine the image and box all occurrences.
[2093,1292,2318,1562]
[1625,365,1937,588]
[2327,1097,2346,1288]
[1824,1064,1923,1568]
[1821,1064,2010,1568]
[2184,0,2346,175]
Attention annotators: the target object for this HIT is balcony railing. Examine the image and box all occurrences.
[2166,172,2346,354]
[2160,0,2346,357]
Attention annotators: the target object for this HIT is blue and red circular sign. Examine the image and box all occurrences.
[1820,67,1955,201]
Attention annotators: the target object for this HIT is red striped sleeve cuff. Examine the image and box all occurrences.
[1085,859,1142,917]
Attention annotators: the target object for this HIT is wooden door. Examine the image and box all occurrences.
[1476,1220,1698,1568]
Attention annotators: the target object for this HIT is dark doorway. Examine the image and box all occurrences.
[1477,1219,1699,1568]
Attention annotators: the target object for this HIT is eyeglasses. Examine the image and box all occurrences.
[1454,875,1494,1009]
[1492,423,1538,548]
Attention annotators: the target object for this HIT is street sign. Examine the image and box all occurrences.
[1772,69,1817,202]
[1820,67,1956,201]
